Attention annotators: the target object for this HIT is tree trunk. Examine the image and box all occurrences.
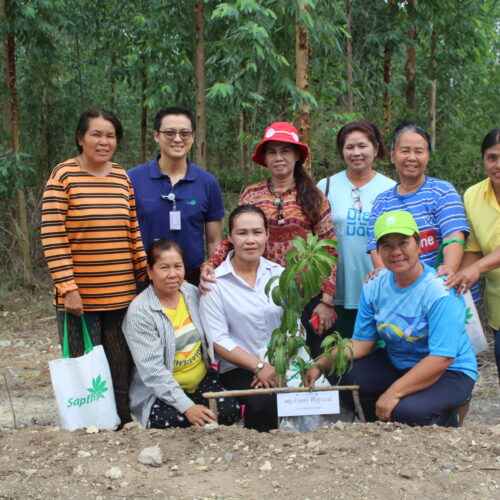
[2,7,11,140]
[194,0,207,170]
[239,114,244,183]
[240,110,250,186]
[110,54,116,109]
[428,28,438,151]
[295,1,311,173]
[345,0,354,113]
[383,42,393,130]
[140,69,147,163]
[75,34,84,111]
[405,0,417,112]
[3,0,32,279]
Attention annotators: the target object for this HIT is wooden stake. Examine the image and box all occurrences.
[3,374,17,429]
[203,385,360,399]
[351,390,365,422]
[203,385,366,424]
[208,398,218,417]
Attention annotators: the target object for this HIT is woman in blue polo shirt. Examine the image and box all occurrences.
[307,211,476,427]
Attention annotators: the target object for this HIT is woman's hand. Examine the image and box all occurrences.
[312,299,336,335]
[64,289,84,316]
[184,404,216,426]
[375,389,400,421]
[305,363,322,388]
[364,266,383,283]
[436,263,457,279]
[199,265,216,295]
[445,264,481,295]
[251,363,279,389]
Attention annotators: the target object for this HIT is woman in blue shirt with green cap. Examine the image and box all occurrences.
[307,210,476,427]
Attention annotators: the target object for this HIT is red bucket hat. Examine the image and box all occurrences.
[252,121,309,167]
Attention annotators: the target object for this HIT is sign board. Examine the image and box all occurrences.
[277,390,340,417]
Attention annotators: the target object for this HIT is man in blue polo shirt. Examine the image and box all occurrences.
[128,106,224,285]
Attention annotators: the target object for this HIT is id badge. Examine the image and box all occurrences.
[170,210,181,230]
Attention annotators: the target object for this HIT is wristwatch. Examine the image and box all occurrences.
[254,361,265,375]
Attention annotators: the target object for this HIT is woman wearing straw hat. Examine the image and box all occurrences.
[307,211,477,427]
[200,122,337,356]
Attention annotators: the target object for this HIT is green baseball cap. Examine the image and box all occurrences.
[374,210,419,242]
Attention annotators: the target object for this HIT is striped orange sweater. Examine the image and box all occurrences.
[41,159,147,311]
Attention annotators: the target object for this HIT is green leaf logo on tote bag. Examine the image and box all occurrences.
[67,374,110,408]
[50,315,121,430]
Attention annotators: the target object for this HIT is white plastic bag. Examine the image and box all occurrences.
[463,291,488,355]
[49,315,120,431]
[259,345,330,388]
[259,344,342,432]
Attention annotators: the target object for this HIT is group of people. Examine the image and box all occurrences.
[41,105,499,431]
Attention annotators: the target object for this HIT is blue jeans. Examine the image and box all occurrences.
[341,349,475,427]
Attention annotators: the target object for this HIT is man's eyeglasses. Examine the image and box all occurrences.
[157,129,193,140]
[351,188,362,212]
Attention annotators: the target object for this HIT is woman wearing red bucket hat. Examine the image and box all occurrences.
[200,121,337,357]
[251,121,310,167]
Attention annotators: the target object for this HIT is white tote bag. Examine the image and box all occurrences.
[463,291,488,355]
[49,315,121,431]
[434,245,488,355]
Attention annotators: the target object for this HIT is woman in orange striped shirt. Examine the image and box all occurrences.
[41,109,147,425]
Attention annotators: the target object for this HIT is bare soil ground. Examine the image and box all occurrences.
[1,286,499,499]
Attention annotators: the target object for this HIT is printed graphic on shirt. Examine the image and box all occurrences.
[376,309,428,343]
[418,229,439,254]
[163,296,207,393]
[345,209,371,238]
[174,324,203,367]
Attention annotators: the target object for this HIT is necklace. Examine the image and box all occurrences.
[268,179,295,225]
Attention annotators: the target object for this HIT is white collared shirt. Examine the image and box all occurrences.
[199,251,284,374]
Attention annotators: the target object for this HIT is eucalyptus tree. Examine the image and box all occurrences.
[1,0,67,277]
[205,0,294,183]
[0,0,498,280]
[194,0,207,169]
[204,0,350,180]
[414,0,499,191]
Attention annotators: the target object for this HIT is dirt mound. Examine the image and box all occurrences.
[1,421,499,499]
[0,297,499,498]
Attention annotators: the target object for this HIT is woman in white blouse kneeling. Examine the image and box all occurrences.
[200,205,283,432]
[123,239,240,429]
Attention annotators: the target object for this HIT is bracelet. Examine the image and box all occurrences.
[200,261,216,274]
[434,238,465,268]
[319,299,334,309]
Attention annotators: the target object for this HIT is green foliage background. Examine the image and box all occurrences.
[1,0,498,277]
